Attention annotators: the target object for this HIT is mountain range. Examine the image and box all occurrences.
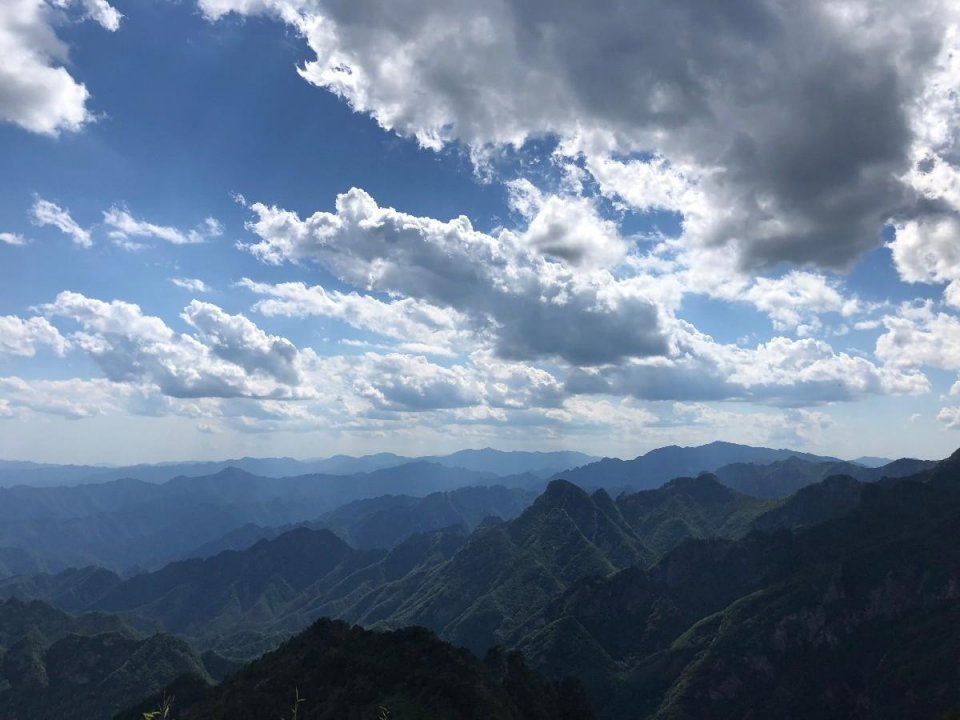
[0,449,599,488]
[0,466,872,659]
[0,442,928,574]
[0,464,537,572]
[0,598,228,720]
[120,619,595,720]
[548,440,901,492]
[111,451,960,718]
[1,441,955,719]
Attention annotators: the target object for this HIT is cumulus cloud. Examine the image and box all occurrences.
[0,315,68,356]
[0,232,26,246]
[876,302,960,371]
[70,0,122,30]
[516,193,628,268]
[889,214,960,308]
[200,0,959,270]
[103,206,223,247]
[938,406,960,429]
[180,300,302,386]
[41,291,314,399]
[30,197,91,247]
[350,353,481,412]
[242,187,669,365]
[569,325,927,406]
[0,0,120,135]
[741,271,861,335]
[234,186,936,409]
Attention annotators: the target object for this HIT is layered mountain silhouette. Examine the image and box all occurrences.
[4,444,959,719]
[0,442,923,573]
[548,441,837,490]
[511,454,960,718]
[0,598,222,720]
[0,469,860,660]
[0,449,598,488]
[0,442,927,575]
[119,618,595,720]
[551,441,929,495]
[713,455,933,498]
[0,465,538,571]
[180,484,536,561]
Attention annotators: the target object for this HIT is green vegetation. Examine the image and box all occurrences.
[120,619,594,720]
[4,449,960,718]
[0,601,214,720]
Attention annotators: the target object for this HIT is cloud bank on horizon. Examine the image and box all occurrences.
[0,0,959,463]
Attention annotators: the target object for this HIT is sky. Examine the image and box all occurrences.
[2,0,960,464]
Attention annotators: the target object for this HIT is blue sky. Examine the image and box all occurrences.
[2,0,960,464]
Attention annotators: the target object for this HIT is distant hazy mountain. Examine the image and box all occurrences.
[0,475,768,657]
[851,455,894,467]
[176,485,536,565]
[0,464,531,571]
[549,441,839,491]
[422,448,599,477]
[0,449,598,487]
[713,455,933,498]
[0,547,57,577]
[0,468,857,658]
[303,452,411,474]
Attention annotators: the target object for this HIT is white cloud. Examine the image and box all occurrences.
[239,188,925,408]
[0,375,233,422]
[0,315,68,356]
[242,187,669,366]
[350,353,482,412]
[70,0,122,31]
[741,271,860,335]
[171,277,212,293]
[240,278,469,355]
[889,215,960,308]
[876,302,960,371]
[584,153,701,216]
[0,376,119,419]
[938,406,960,430]
[180,300,303,386]
[200,0,957,271]
[103,207,223,247]
[516,194,627,268]
[41,291,315,399]
[569,325,927,406]
[0,0,120,136]
[0,232,26,246]
[670,402,833,449]
[30,197,91,247]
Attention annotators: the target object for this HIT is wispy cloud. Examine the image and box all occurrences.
[31,198,92,248]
